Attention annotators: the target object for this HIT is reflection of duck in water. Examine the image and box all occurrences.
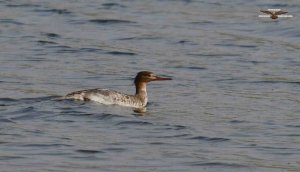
[260,10,288,19]
[65,71,172,110]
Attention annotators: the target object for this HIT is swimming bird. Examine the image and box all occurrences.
[64,71,172,108]
[260,10,288,19]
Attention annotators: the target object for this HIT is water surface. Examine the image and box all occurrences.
[1,0,300,171]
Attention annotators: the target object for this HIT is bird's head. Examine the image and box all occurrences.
[134,71,172,85]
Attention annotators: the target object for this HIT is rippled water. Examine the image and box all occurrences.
[1,0,300,171]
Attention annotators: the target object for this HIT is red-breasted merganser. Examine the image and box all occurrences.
[64,71,172,108]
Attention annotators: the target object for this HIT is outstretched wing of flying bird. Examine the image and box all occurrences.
[260,10,273,15]
[275,11,288,15]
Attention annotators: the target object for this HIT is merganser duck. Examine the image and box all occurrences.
[64,71,172,108]
[260,10,288,19]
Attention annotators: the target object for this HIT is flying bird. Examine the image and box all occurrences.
[260,10,288,19]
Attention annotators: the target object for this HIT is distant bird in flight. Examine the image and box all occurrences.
[260,10,288,19]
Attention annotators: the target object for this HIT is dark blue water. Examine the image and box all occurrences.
[1,0,300,171]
